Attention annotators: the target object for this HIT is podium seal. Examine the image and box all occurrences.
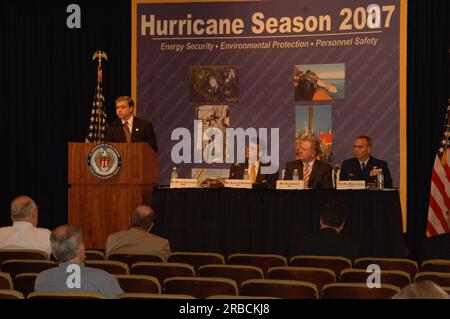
[87,143,122,179]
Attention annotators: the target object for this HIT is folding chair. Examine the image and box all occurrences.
[0,272,13,290]
[241,279,317,299]
[14,273,38,297]
[1,259,57,279]
[267,266,335,294]
[290,255,351,277]
[322,283,400,299]
[28,291,106,299]
[198,264,264,289]
[131,262,195,284]
[109,252,164,268]
[227,253,287,275]
[118,293,195,299]
[421,259,450,273]
[84,260,129,275]
[168,252,225,272]
[0,289,24,299]
[354,257,418,278]
[163,277,238,298]
[414,272,450,287]
[85,250,105,260]
[116,274,161,294]
[340,268,411,288]
[0,249,48,264]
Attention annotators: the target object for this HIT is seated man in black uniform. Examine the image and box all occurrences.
[289,201,360,261]
[340,135,392,188]
[229,139,278,188]
[105,96,158,152]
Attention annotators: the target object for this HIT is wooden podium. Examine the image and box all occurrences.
[68,142,158,248]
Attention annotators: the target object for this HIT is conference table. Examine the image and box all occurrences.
[151,187,405,258]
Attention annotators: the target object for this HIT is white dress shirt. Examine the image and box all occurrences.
[247,161,260,176]
[303,159,315,170]
[0,221,52,255]
[121,115,134,132]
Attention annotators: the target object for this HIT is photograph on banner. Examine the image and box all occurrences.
[190,66,239,102]
[296,106,333,163]
[196,104,230,163]
[294,63,345,101]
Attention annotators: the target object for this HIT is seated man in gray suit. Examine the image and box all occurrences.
[106,205,171,259]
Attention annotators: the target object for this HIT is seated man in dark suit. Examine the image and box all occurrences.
[229,139,278,188]
[105,96,158,152]
[284,137,333,189]
[289,201,360,261]
[340,135,392,188]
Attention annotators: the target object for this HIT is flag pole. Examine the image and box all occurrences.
[85,51,108,143]
[92,51,107,141]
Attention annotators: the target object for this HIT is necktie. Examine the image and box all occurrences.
[303,163,311,188]
[361,162,366,171]
[249,163,257,183]
[123,121,131,143]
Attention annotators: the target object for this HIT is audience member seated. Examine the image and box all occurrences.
[35,225,123,299]
[289,201,360,261]
[0,195,51,255]
[106,205,170,259]
[392,280,449,299]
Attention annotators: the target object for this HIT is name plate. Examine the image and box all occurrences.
[224,179,253,189]
[170,178,198,188]
[276,180,305,190]
[336,180,366,190]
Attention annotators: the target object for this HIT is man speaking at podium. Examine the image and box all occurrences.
[105,96,158,152]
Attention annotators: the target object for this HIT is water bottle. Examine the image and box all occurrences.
[292,169,299,180]
[171,167,178,180]
[377,169,384,190]
[243,168,249,180]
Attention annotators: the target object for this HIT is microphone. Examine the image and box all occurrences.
[229,163,239,179]
[333,165,341,188]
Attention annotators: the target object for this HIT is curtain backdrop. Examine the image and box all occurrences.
[1,0,130,228]
[1,0,448,258]
[406,0,449,258]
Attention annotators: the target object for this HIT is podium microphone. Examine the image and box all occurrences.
[229,163,239,179]
[333,165,341,189]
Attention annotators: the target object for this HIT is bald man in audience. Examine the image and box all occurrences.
[106,205,171,259]
[0,195,51,255]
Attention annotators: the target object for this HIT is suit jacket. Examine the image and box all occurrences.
[105,116,158,152]
[229,162,279,188]
[289,228,360,261]
[340,156,393,188]
[106,228,170,259]
[284,159,333,189]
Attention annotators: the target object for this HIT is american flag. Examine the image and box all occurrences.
[427,101,450,236]
[86,53,107,142]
